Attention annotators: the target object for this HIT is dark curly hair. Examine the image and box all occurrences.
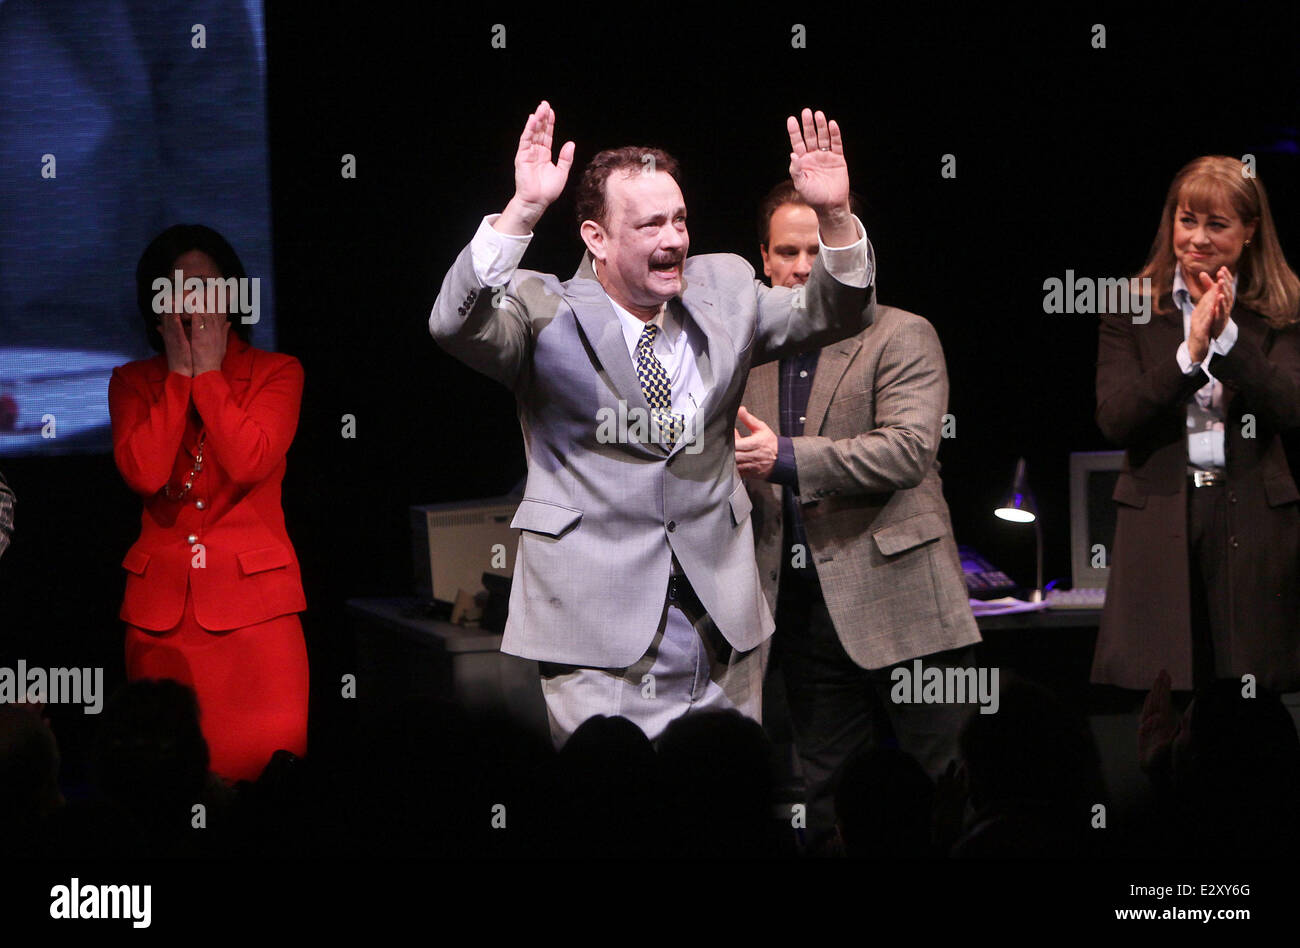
[574,146,682,230]
[135,224,255,353]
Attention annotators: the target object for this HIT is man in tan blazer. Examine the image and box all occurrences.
[736,181,980,846]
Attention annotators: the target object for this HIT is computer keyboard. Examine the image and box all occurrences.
[1045,587,1106,609]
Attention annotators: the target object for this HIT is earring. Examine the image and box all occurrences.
[1244,239,1251,247]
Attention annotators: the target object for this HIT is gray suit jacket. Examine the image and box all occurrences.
[741,305,979,670]
[430,240,875,667]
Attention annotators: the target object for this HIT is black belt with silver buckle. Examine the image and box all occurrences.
[667,572,706,620]
[1190,470,1224,488]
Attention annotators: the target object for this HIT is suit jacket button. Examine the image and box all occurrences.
[186,533,198,545]
[667,520,677,532]
[1230,536,1239,549]
[769,569,778,581]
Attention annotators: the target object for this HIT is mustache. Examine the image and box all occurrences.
[649,254,683,266]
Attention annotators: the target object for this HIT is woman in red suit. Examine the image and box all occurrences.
[110,225,308,783]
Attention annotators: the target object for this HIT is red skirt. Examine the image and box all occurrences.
[125,593,309,783]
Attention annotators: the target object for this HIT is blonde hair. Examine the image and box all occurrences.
[1136,156,1300,328]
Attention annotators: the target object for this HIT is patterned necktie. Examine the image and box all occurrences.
[635,323,684,446]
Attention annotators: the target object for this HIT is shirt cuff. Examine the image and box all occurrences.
[818,214,873,288]
[471,214,532,287]
[1176,340,1198,375]
[1211,318,1238,356]
[768,436,799,487]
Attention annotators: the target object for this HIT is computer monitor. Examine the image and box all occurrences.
[410,496,520,604]
[1069,450,1124,589]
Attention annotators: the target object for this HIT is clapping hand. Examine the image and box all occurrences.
[1187,267,1233,364]
[1209,266,1233,336]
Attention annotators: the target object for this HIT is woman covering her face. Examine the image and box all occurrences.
[110,224,309,783]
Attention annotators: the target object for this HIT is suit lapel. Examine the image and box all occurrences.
[566,257,657,433]
[1144,305,1185,367]
[805,335,862,435]
[675,272,724,412]
[567,253,727,459]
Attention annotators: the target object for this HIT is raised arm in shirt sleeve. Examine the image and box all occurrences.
[429,215,536,389]
[751,215,876,366]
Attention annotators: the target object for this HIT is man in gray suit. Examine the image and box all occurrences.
[430,102,876,746]
[736,180,980,845]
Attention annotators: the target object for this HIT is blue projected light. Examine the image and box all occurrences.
[0,0,273,457]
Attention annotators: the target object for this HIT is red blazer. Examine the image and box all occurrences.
[109,334,306,631]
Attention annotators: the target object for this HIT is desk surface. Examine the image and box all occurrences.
[976,608,1101,632]
[346,597,503,652]
[350,596,1100,646]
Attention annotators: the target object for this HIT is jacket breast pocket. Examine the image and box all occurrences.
[510,498,583,539]
[872,511,946,556]
[238,545,292,576]
[728,481,753,526]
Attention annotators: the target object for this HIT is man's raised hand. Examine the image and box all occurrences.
[497,101,575,236]
[787,108,850,218]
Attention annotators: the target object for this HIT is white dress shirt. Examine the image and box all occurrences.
[1173,265,1238,471]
